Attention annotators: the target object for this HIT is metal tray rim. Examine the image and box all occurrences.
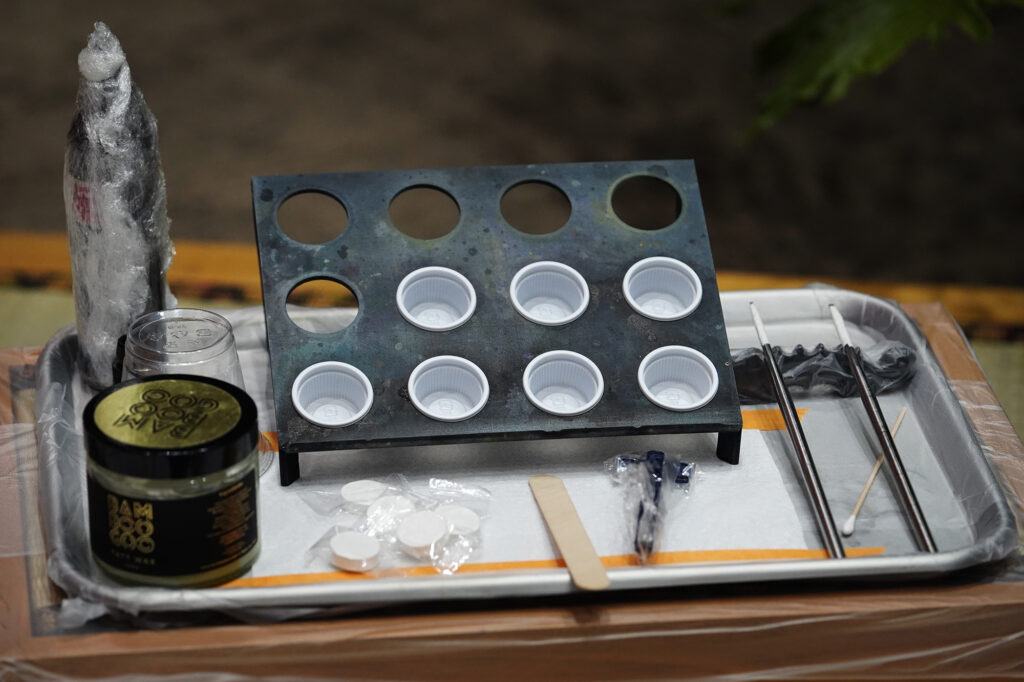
[33,288,1020,614]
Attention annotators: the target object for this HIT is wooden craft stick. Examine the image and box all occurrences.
[529,475,610,591]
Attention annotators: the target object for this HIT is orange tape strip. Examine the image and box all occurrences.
[240,412,819,589]
[220,547,885,589]
[741,408,808,431]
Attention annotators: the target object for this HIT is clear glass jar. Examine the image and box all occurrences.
[86,451,260,588]
[84,376,261,588]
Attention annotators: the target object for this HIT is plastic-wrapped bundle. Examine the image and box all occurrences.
[63,22,174,388]
[732,340,916,404]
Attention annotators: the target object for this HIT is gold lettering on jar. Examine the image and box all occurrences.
[109,388,218,441]
[107,493,156,555]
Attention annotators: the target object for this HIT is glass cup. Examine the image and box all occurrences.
[123,308,245,385]
[122,308,273,475]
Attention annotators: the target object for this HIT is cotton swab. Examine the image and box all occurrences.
[830,305,937,553]
[841,406,908,536]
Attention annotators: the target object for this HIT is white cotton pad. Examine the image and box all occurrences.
[367,494,417,527]
[330,531,380,573]
[397,510,448,558]
[341,479,387,508]
[437,503,481,535]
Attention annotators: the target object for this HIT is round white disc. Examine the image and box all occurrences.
[341,479,387,508]
[330,531,380,573]
[437,503,481,535]
[397,510,448,558]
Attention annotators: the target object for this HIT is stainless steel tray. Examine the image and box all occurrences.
[35,288,1019,615]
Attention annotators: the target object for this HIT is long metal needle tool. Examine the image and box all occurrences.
[829,305,938,553]
[751,303,845,558]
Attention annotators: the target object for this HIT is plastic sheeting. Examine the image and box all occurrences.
[64,22,175,388]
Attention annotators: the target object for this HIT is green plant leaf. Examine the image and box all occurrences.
[750,0,1014,133]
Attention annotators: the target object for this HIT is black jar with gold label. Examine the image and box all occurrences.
[83,375,260,587]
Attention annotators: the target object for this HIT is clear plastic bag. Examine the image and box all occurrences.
[302,475,490,575]
[606,451,696,564]
[733,340,916,404]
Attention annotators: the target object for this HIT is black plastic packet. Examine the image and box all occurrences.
[732,341,916,404]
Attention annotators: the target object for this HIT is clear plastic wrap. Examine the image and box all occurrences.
[64,22,175,388]
[302,476,489,576]
[605,451,696,563]
[732,339,916,403]
[5,294,1024,679]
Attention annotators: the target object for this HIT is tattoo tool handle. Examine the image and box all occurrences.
[751,303,845,558]
[829,305,937,553]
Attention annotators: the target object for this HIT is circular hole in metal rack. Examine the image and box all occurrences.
[286,278,358,334]
[611,175,682,231]
[500,181,571,235]
[277,191,348,244]
[389,186,460,239]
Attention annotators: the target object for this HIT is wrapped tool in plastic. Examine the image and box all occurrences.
[63,22,174,388]
[732,340,915,404]
[607,451,696,564]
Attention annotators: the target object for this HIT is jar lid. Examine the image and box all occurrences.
[83,375,259,479]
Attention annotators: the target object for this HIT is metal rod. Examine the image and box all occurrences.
[750,303,845,558]
[829,305,938,553]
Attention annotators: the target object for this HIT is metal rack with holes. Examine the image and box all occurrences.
[252,160,742,485]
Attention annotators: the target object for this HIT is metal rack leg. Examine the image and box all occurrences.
[716,430,741,465]
[279,450,300,486]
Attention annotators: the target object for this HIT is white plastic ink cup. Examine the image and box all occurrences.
[510,261,590,326]
[523,350,604,416]
[408,356,489,422]
[637,345,719,411]
[291,361,373,427]
[622,256,702,321]
[396,266,477,331]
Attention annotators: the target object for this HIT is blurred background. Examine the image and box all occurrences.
[4,0,1023,280]
[0,0,1022,423]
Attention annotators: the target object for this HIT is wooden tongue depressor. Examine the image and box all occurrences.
[529,475,611,591]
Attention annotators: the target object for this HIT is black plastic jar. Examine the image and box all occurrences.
[83,375,260,587]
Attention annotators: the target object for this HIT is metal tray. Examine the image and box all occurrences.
[35,288,1019,615]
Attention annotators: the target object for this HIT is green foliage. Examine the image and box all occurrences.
[751,0,1023,133]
